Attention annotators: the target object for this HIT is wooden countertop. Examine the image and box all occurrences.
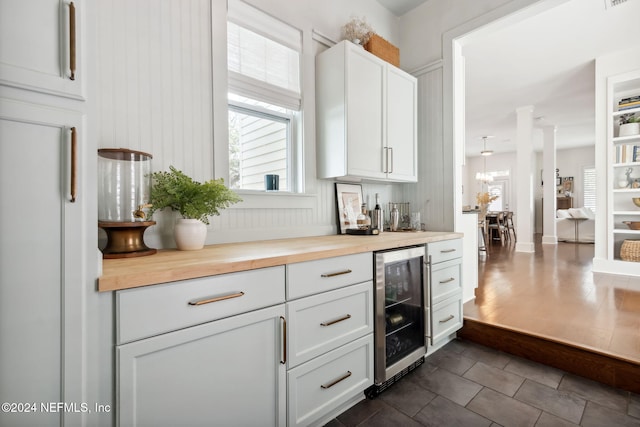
[97,231,462,292]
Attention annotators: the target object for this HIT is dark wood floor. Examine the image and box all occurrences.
[460,236,640,393]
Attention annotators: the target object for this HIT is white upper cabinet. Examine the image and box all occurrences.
[0,0,84,99]
[316,40,417,182]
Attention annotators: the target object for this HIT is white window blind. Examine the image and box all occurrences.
[583,166,596,213]
[227,0,301,110]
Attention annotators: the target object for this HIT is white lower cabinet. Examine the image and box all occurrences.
[117,304,286,427]
[115,255,374,426]
[286,254,374,427]
[426,239,463,349]
[287,335,374,427]
[116,266,286,427]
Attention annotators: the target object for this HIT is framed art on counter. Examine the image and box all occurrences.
[335,183,363,234]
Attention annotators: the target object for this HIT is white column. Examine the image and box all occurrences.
[541,125,558,244]
[515,105,535,253]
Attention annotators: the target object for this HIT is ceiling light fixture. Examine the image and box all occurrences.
[480,136,494,156]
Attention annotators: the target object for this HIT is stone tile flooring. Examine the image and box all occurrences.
[325,339,640,427]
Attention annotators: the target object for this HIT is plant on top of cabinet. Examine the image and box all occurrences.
[148,166,241,250]
[342,16,373,45]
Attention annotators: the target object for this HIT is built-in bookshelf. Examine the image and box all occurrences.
[609,75,640,261]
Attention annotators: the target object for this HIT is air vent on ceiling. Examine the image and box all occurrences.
[604,0,628,8]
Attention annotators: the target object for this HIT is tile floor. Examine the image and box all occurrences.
[325,338,640,426]
[326,237,640,426]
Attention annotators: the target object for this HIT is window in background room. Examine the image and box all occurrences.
[583,166,596,213]
[227,3,302,192]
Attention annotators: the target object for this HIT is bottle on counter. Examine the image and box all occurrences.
[372,193,383,232]
[356,203,371,230]
[390,203,399,231]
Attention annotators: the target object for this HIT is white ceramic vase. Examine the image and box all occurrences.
[174,218,207,250]
[619,122,640,137]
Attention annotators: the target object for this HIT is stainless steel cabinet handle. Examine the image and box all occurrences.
[320,314,351,327]
[320,371,351,389]
[383,147,389,173]
[439,277,455,284]
[188,291,244,306]
[321,269,352,278]
[388,146,393,174]
[280,316,287,364]
[439,314,455,324]
[69,2,76,80]
[440,249,456,253]
[70,126,77,202]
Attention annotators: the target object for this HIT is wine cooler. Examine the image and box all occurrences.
[366,246,426,397]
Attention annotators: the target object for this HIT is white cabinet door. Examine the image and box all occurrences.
[0,0,84,99]
[386,66,417,182]
[346,45,386,180]
[117,304,287,427]
[0,99,84,426]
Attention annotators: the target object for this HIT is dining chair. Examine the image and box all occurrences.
[505,211,517,241]
[487,211,508,245]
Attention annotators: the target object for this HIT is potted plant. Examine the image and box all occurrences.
[148,166,241,250]
[619,113,640,137]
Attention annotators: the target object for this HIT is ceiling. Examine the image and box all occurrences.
[375,0,430,17]
[377,0,640,157]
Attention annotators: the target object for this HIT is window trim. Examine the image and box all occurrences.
[211,0,315,209]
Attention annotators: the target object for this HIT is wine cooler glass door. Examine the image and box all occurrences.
[374,246,426,383]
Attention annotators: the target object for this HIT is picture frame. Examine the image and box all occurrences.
[335,183,363,234]
[562,176,574,193]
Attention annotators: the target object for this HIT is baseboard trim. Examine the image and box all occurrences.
[458,318,640,394]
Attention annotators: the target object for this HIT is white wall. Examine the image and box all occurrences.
[399,0,512,71]
[96,0,402,248]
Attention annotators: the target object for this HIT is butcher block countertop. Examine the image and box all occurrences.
[98,231,462,292]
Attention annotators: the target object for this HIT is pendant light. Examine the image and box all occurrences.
[480,136,493,156]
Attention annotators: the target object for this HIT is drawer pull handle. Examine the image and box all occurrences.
[320,314,351,327]
[440,249,456,253]
[188,291,245,306]
[70,126,77,202]
[280,316,287,364]
[321,269,352,278]
[320,371,352,389]
[439,277,455,284]
[69,2,76,80]
[439,314,455,324]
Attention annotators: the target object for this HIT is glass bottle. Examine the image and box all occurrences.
[356,203,371,230]
[372,193,383,232]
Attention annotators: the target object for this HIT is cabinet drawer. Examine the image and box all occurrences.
[287,253,372,300]
[427,239,462,264]
[431,259,462,304]
[287,282,373,368]
[287,334,373,427]
[116,266,285,344]
[430,297,463,343]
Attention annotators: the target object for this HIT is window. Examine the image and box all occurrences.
[583,166,596,213]
[228,94,292,190]
[227,2,302,192]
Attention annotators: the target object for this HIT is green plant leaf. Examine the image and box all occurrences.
[147,166,241,224]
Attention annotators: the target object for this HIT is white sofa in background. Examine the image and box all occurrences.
[556,207,595,243]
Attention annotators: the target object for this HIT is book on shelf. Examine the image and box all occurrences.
[619,101,640,110]
[620,95,640,104]
[615,144,640,163]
